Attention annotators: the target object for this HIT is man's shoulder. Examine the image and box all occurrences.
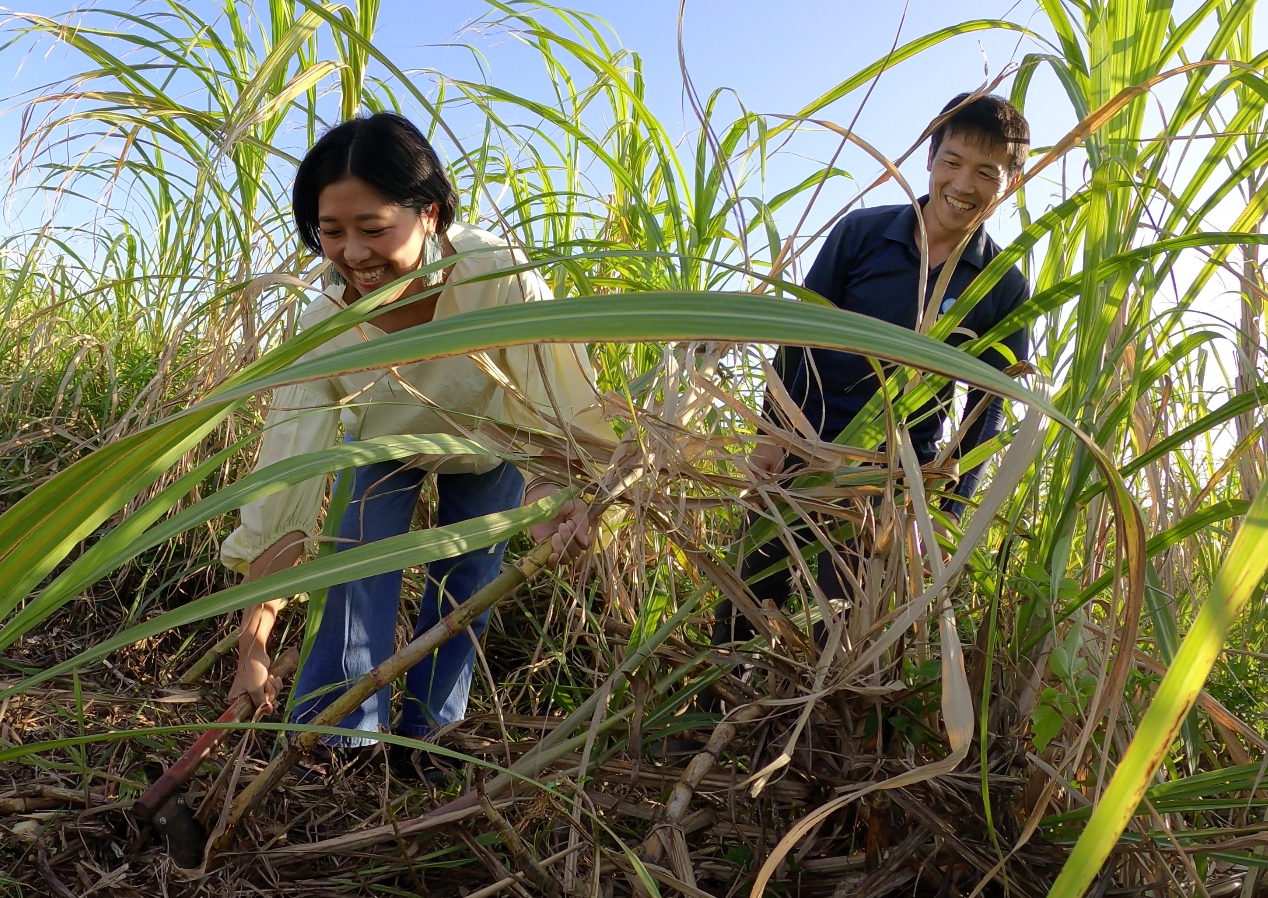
[997,263,1028,296]
[824,203,906,253]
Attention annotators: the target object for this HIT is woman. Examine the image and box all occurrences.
[222,113,611,763]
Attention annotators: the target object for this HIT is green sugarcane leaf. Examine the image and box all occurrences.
[1048,480,1268,897]
[0,434,493,650]
[1054,499,1251,628]
[188,293,1071,426]
[0,487,575,701]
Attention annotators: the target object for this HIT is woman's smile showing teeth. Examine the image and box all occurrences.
[353,266,387,284]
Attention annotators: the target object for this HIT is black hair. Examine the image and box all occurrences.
[292,112,459,255]
[930,93,1030,176]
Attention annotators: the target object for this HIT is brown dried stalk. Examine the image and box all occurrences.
[639,701,764,869]
[0,785,107,814]
[476,776,563,898]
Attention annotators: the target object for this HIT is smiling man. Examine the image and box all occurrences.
[717,93,1031,645]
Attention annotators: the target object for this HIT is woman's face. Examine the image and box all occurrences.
[316,176,437,297]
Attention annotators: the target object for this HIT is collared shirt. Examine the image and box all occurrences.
[220,221,614,574]
[779,198,1030,461]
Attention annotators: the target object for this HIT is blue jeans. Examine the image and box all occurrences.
[290,458,525,746]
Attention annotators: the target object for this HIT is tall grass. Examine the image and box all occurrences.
[0,0,1266,894]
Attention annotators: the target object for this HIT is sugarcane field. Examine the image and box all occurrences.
[2,1,1268,896]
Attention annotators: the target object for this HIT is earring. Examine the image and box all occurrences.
[422,231,444,287]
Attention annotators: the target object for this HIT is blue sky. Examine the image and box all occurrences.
[0,0,1251,314]
[374,0,1074,244]
[0,1,1255,437]
[0,0,1072,245]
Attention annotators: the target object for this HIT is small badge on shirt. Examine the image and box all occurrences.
[939,296,957,314]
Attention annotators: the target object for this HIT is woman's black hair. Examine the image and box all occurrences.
[293,112,459,255]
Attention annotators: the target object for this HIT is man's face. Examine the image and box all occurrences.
[925,131,1017,236]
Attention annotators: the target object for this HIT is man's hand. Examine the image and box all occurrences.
[526,483,594,565]
[750,441,786,477]
[229,639,281,713]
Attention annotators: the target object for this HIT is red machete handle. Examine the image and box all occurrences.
[133,647,299,823]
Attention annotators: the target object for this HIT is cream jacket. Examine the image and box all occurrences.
[220,222,612,574]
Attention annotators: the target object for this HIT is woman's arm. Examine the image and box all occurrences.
[221,375,340,707]
[228,530,308,708]
[221,383,340,574]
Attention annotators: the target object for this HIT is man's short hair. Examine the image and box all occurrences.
[930,93,1030,176]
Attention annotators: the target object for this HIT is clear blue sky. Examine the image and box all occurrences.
[374,0,1074,245]
[0,0,1072,246]
[0,2,1254,419]
[0,0,1248,279]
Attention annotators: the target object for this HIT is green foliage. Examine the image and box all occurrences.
[1032,627,1098,752]
[0,0,1266,893]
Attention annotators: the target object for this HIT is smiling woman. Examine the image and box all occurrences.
[224,113,615,777]
[294,114,456,330]
[316,177,445,314]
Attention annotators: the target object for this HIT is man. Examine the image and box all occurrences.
[716,93,1031,645]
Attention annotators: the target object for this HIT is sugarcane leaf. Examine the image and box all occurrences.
[1048,481,1268,897]
[0,487,575,701]
[0,434,492,651]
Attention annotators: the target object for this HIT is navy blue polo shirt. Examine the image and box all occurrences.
[779,198,1030,459]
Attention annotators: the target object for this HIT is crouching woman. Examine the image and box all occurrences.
[220,113,611,761]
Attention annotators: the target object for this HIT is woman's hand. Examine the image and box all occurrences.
[525,482,594,566]
[229,638,281,712]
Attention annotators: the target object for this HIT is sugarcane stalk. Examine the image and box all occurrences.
[405,582,707,823]
[639,702,764,867]
[134,648,298,825]
[177,628,240,686]
[215,449,653,852]
[212,537,557,851]
[248,596,708,859]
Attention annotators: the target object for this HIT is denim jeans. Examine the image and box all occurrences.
[290,457,525,747]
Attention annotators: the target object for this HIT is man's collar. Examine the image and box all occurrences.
[882,202,920,251]
[885,195,988,269]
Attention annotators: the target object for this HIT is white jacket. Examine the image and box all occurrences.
[220,221,613,573]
